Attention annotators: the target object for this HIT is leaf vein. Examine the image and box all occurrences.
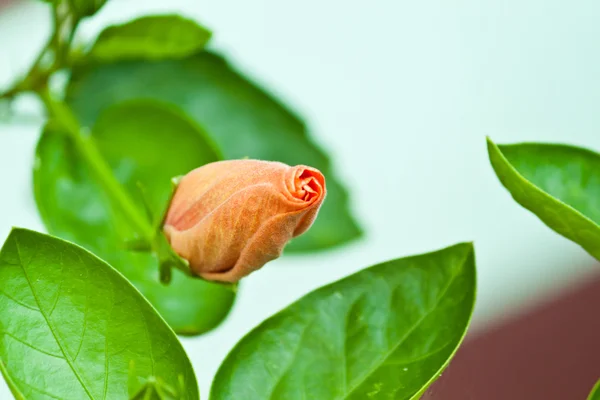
[14,235,96,399]
[73,255,89,362]
[10,375,64,399]
[0,289,39,312]
[341,260,466,399]
[47,253,66,317]
[384,341,452,366]
[102,274,115,400]
[267,313,319,399]
[1,330,64,359]
[138,295,156,375]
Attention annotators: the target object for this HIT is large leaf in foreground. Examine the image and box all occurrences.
[211,243,476,399]
[34,100,235,335]
[88,15,212,62]
[487,138,600,260]
[0,228,198,399]
[66,51,362,252]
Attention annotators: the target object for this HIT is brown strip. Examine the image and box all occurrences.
[424,269,600,400]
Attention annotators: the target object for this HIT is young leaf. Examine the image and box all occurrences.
[588,379,600,400]
[88,15,212,63]
[34,100,236,335]
[37,0,106,22]
[65,51,362,252]
[68,0,107,18]
[487,137,600,261]
[210,243,476,399]
[0,228,199,399]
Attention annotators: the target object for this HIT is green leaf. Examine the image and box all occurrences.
[210,243,476,400]
[0,228,199,399]
[487,137,600,260]
[38,0,106,19]
[88,15,212,63]
[67,0,107,18]
[65,51,362,252]
[588,379,600,400]
[34,100,236,335]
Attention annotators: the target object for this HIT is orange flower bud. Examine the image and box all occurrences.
[164,160,326,282]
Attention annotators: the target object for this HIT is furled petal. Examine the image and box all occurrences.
[164,160,326,282]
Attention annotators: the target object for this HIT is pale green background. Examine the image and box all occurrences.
[1,0,599,397]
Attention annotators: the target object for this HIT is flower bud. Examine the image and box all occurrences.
[164,160,326,282]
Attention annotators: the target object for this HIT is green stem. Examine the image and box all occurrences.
[0,36,53,100]
[0,1,75,100]
[39,92,197,285]
[40,91,155,242]
[5,1,194,283]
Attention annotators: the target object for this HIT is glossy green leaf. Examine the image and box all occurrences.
[88,15,212,63]
[0,228,199,399]
[66,51,362,252]
[211,243,476,400]
[487,137,600,260]
[34,100,236,335]
[588,379,600,400]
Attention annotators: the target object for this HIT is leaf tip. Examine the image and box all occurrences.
[7,226,34,242]
[453,241,476,265]
[485,136,500,152]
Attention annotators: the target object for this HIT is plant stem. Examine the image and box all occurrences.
[39,92,196,285]
[40,91,155,242]
[5,2,194,282]
[3,2,154,243]
[0,1,75,100]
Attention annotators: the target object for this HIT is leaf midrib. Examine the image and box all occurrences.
[340,253,469,400]
[14,236,95,399]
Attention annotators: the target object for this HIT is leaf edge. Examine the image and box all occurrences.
[0,227,200,399]
[210,242,477,400]
[486,136,600,261]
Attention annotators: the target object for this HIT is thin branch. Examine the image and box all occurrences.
[0,0,74,100]
[1,1,192,283]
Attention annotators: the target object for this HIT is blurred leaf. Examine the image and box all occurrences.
[588,380,600,400]
[68,0,108,18]
[487,138,600,260]
[0,228,198,399]
[88,15,212,63]
[211,243,476,399]
[34,100,235,336]
[66,51,362,252]
[37,0,106,19]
